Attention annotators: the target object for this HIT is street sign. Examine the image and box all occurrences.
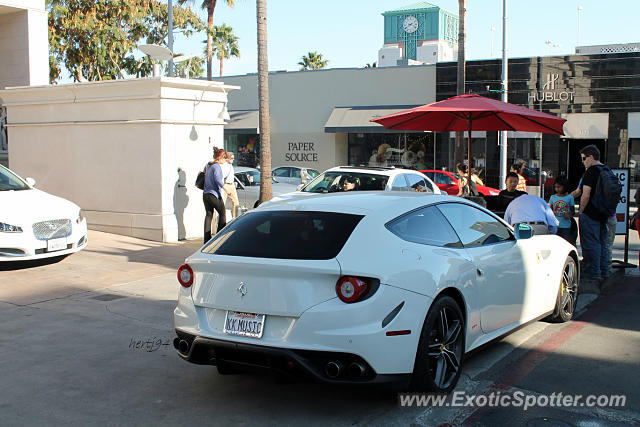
[612,168,629,235]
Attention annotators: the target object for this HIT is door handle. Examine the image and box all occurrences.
[476,268,484,276]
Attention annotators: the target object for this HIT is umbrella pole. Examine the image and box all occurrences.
[467,118,472,188]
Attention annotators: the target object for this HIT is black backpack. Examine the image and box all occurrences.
[590,165,622,216]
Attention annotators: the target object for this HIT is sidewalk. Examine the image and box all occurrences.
[0,230,202,306]
[458,267,640,426]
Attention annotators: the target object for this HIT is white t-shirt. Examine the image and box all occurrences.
[220,162,234,184]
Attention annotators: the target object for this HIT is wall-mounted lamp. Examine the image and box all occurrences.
[218,87,230,122]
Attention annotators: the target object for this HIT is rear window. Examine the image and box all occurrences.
[202,211,364,259]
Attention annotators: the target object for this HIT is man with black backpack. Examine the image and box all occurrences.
[577,145,623,282]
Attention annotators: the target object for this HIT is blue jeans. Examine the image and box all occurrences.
[579,213,610,277]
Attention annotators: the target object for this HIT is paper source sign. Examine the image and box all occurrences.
[612,169,629,235]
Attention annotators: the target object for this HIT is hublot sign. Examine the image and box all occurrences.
[528,73,575,103]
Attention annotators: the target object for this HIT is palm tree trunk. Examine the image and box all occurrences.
[454,0,466,170]
[206,4,215,80]
[256,0,272,203]
[220,56,224,77]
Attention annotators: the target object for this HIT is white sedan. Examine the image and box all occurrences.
[173,192,579,392]
[0,165,87,261]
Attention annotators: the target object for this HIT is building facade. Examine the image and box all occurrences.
[220,66,437,173]
[436,52,640,192]
[0,0,49,166]
[222,51,640,196]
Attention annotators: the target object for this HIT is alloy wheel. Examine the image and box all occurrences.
[426,305,463,390]
[560,258,578,317]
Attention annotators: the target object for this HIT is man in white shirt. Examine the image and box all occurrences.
[504,194,559,235]
[220,152,239,218]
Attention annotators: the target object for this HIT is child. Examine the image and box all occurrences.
[549,176,576,245]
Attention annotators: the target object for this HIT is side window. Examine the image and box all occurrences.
[434,173,451,185]
[391,175,409,191]
[273,168,289,177]
[437,203,513,247]
[406,174,433,193]
[386,206,461,248]
[291,168,301,178]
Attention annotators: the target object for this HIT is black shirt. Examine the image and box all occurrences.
[496,189,526,212]
[580,165,607,222]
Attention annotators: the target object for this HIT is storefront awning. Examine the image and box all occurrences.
[225,110,259,134]
[560,113,609,139]
[324,106,424,133]
[629,113,640,138]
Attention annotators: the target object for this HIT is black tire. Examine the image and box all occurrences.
[547,256,579,323]
[412,295,465,393]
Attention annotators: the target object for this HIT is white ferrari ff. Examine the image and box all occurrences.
[0,164,87,261]
[173,192,579,392]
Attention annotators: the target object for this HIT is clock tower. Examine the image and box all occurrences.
[378,2,458,67]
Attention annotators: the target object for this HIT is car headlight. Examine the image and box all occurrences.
[77,209,85,224]
[0,222,23,232]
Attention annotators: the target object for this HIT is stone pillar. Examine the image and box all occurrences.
[0,77,239,242]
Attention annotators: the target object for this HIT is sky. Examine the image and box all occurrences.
[171,0,640,77]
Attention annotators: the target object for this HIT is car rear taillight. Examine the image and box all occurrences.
[177,264,194,288]
[336,276,369,303]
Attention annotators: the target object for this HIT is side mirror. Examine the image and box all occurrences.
[514,223,533,239]
[25,177,36,187]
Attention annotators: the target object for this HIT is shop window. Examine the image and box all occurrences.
[347,133,432,170]
[224,134,260,168]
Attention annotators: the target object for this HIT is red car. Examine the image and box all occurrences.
[420,170,501,196]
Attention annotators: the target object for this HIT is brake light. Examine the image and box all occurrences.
[177,264,194,288]
[336,276,368,303]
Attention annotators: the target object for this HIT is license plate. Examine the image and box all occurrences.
[223,311,265,338]
[47,238,67,252]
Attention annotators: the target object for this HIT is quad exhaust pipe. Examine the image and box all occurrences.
[173,338,190,355]
[347,362,366,379]
[324,361,367,379]
[324,361,344,379]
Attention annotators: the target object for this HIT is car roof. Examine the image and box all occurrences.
[325,166,424,176]
[258,191,455,218]
[235,167,258,173]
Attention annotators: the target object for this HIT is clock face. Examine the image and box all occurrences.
[403,16,419,34]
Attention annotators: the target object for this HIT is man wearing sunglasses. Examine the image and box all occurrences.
[577,145,610,281]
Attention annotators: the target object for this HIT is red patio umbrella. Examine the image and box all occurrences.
[370,93,566,189]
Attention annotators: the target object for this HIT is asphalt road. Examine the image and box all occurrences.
[1,231,639,426]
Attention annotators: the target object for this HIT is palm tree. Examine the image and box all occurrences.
[175,55,205,78]
[256,0,272,203]
[179,0,235,80]
[455,0,467,169]
[211,24,239,76]
[298,51,328,71]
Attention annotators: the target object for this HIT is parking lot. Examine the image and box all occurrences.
[1,230,639,426]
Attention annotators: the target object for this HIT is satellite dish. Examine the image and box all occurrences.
[138,44,173,61]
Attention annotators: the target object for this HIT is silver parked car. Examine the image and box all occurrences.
[272,166,321,185]
[231,167,298,210]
